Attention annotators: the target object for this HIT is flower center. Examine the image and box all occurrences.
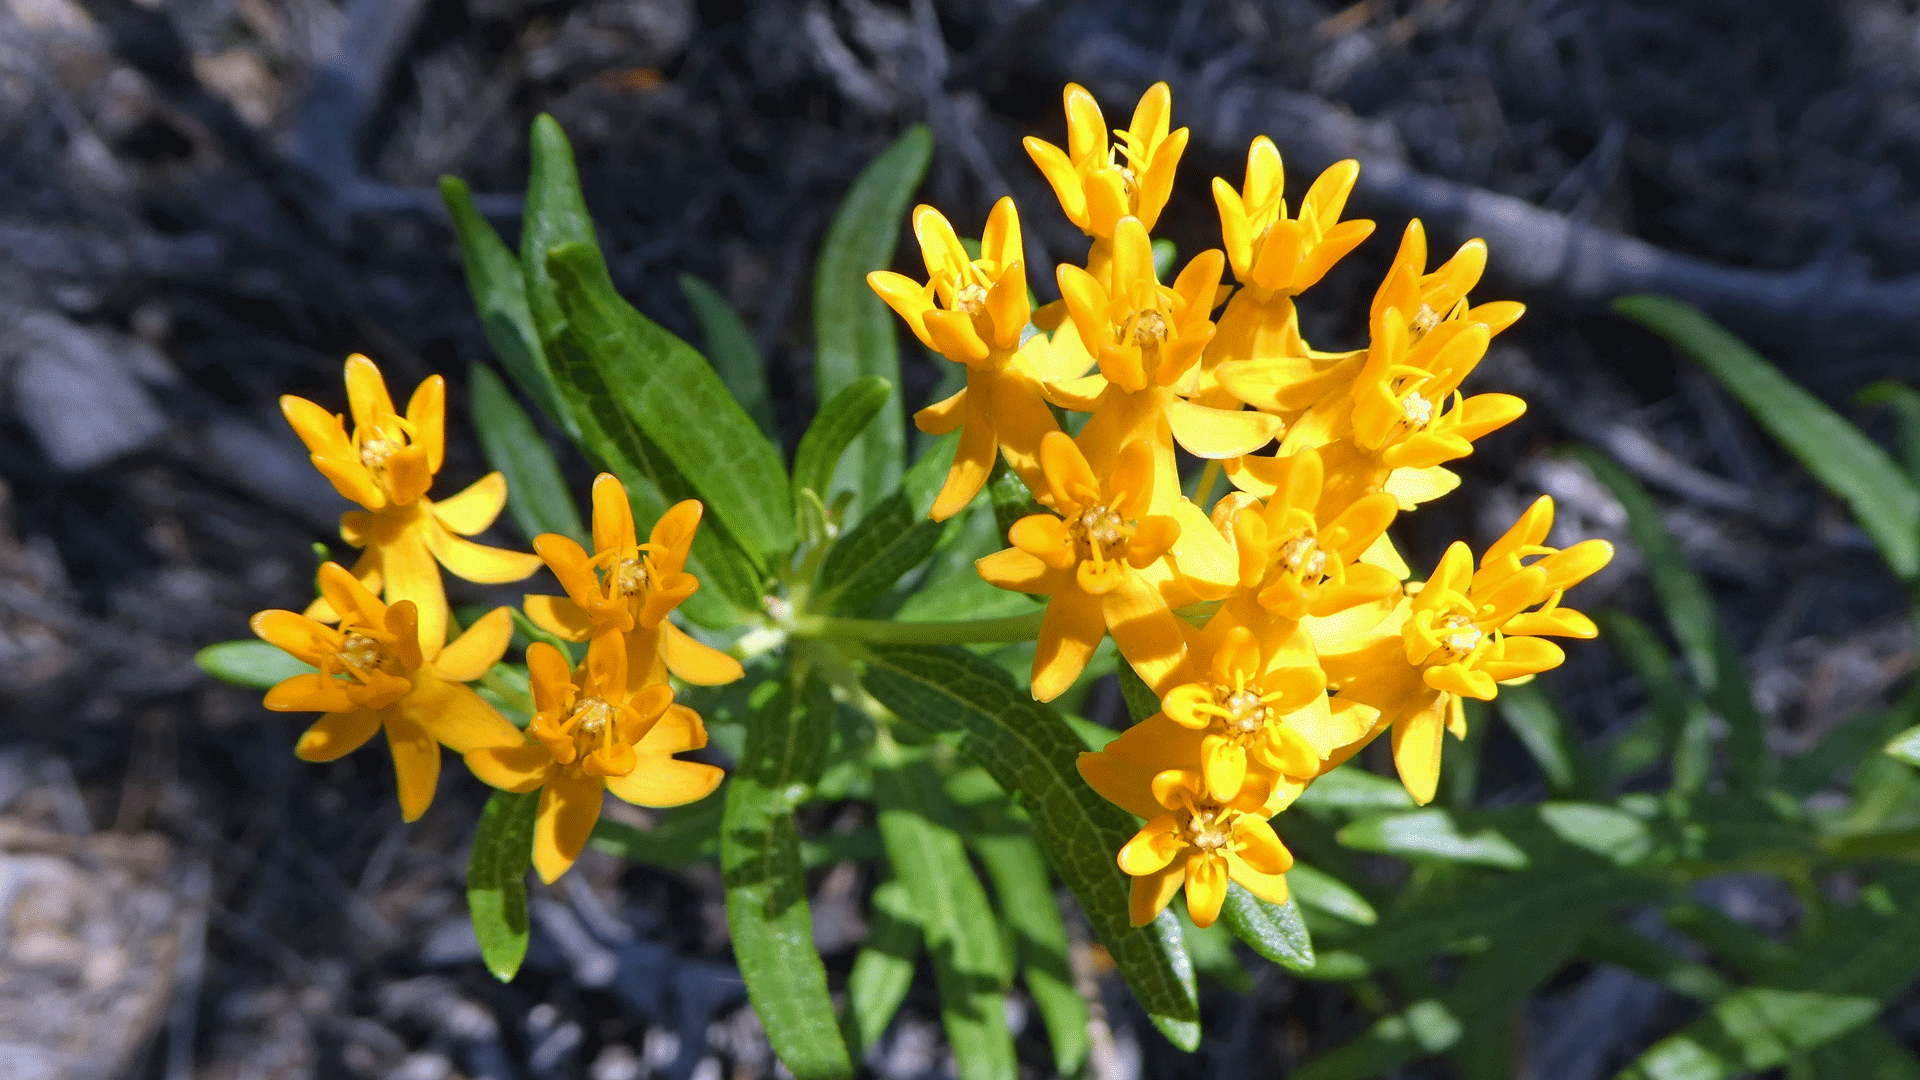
[569,697,617,739]
[358,436,400,471]
[1439,613,1483,657]
[1127,309,1168,349]
[337,632,388,674]
[1184,807,1235,852]
[1277,534,1327,580]
[613,557,648,597]
[1400,391,1434,429]
[1220,688,1269,735]
[1071,504,1131,561]
[1410,303,1441,336]
[953,282,989,318]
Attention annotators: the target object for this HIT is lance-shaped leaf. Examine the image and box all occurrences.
[721,672,852,1080]
[840,878,922,1058]
[1220,881,1314,972]
[793,376,892,507]
[1617,295,1920,582]
[468,364,586,544]
[680,273,776,439]
[947,769,1090,1077]
[813,492,943,615]
[196,640,314,689]
[814,125,933,518]
[872,757,1015,1080]
[440,175,571,432]
[548,241,795,568]
[861,644,1202,1049]
[468,789,539,982]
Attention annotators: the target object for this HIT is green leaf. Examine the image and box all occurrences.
[1219,881,1314,972]
[1856,379,1920,484]
[195,639,313,689]
[1537,802,1654,867]
[547,241,795,567]
[1286,862,1378,925]
[468,364,587,544]
[1295,764,1417,814]
[861,644,1202,1049]
[467,788,539,982]
[1596,609,1699,784]
[813,492,943,615]
[1886,724,1920,767]
[948,773,1091,1077]
[987,456,1044,545]
[872,756,1015,1080]
[1176,906,1253,991]
[1151,238,1178,281]
[679,273,776,439]
[1496,682,1578,795]
[1617,295,1920,582]
[508,608,576,666]
[721,672,853,1080]
[439,175,572,432]
[1577,448,1769,789]
[521,114,597,375]
[1619,989,1881,1080]
[1116,657,1160,723]
[590,793,723,868]
[1339,809,1529,868]
[813,125,932,519]
[793,376,893,510]
[1577,923,1733,1003]
[840,878,922,1057]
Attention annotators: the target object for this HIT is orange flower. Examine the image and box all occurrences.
[1321,497,1614,803]
[465,636,723,882]
[867,199,1078,519]
[523,475,743,689]
[282,354,542,650]
[1024,82,1188,281]
[252,563,522,821]
[1107,769,1292,928]
[1222,449,1403,625]
[976,433,1196,700]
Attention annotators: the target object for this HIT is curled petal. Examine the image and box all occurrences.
[251,609,337,667]
[1163,683,1215,729]
[1232,815,1294,875]
[524,641,578,715]
[1011,514,1077,570]
[1117,815,1187,876]
[294,709,383,761]
[1183,852,1229,928]
[1200,735,1247,802]
[1126,515,1180,568]
[523,594,595,642]
[1424,662,1497,701]
[432,473,508,535]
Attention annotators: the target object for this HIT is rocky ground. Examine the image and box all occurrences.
[2,0,1919,1077]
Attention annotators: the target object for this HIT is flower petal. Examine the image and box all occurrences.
[976,547,1056,594]
[377,532,447,658]
[1164,398,1283,459]
[344,354,397,432]
[930,389,997,522]
[1232,815,1294,875]
[385,712,442,822]
[1129,862,1185,927]
[251,609,336,666]
[663,623,744,685]
[523,594,594,642]
[408,676,523,752]
[1117,814,1186,875]
[406,374,446,475]
[427,520,545,585]
[432,473,507,535]
[604,758,725,808]
[1104,574,1187,695]
[534,773,605,883]
[435,607,513,681]
[914,387,968,436]
[1391,696,1446,805]
[525,642,577,715]
[1032,585,1106,702]
[1010,514,1076,569]
[266,672,359,714]
[1183,852,1229,928]
[294,709,383,761]
[465,744,553,793]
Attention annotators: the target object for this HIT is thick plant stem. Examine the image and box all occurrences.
[804,611,1044,646]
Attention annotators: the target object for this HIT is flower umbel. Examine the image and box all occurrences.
[252,562,523,821]
[282,354,542,650]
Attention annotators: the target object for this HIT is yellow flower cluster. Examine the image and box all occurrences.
[871,83,1614,929]
[259,360,734,881]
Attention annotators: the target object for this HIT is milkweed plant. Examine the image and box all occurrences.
[195,82,1920,1080]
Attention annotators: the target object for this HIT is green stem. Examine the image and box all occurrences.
[801,610,1044,646]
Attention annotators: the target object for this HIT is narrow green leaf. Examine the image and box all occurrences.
[1340,809,1529,868]
[1116,657,1160,723]
[440,176,572,431]
[1619,990,1881,1080]
[841,878,923,1058]
[1220,881,1314,972]
[679,273,776,439]
[1295,764,1416,814]
[1537,803,1654,867]
[872,757,1015,1080]
[1886,724,1920,768]
[793,377,893,510]
[1811,1023,1920,1080]
[1856,379,1920,484]
[949,773,1091,1077]
[1577,923,1733,1003]
[1497,682,1578,795]
[1617,295,1920,582]
[814,125,933,518]
[1596,609,1695,781]
[814,492,943,615]
[721,672,853,1080]
[1577,448,1769,788]
[861,644,1202,1049]
[1287,862,1378,925]
[468,789,539,982]
[468,364,587,544]
[521,114,597,374]
[195,639,313,690]
[548,242,795,566]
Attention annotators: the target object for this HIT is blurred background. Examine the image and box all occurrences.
[3,0,1919,1077]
